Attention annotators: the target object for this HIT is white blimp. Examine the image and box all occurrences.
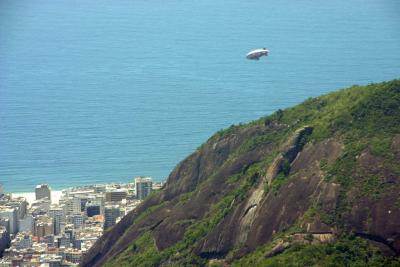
[246,48,269,60]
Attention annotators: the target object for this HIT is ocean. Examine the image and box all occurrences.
[0,0,399,192]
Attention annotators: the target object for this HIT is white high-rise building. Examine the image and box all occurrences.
[7,198,28,220]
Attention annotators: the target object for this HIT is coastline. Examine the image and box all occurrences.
[11,191,63,205]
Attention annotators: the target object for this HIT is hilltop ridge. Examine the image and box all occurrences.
[82,80,400,266]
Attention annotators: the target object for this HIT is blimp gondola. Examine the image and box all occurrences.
[246,48,269,60]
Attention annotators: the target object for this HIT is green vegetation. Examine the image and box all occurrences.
[262,81,400,143]
[319,158,328,170]
[109,232,162,267]
[234,130,288,157]
[360,176,384,199]
[270,172,289,193]
[369,135,394,159]
[132,202,166,226]
[233,236,400,267]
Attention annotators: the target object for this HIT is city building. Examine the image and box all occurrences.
[48,207,64,235]
[0,219,9,236]
[94,185,106,194]
[105,189,127,202]
[135,177,153,200]
[60,197,81,216]
[0,226,10,256]
[7,198,28,220]
[34,216,53,238]
[0,181,156,265]
[63,224,75,244]
[31,198,51,216]
[104,205,120,230]
[63,248,82,264]
[70,214,84,229]
[18,215,34,233]
[35,184,51,201]
[11,232,31,250]
[39,254,63,267]
[0,208,17,235]
[40,235,55,248]
[57,234,71,248]
[86,203,101,217]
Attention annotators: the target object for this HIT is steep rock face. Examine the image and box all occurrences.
[239,139,343,255]
[162,123,286,201]
[81,80,400,267]
[265,126,313,185]
[344,149,400,254]
[196,126,323,257]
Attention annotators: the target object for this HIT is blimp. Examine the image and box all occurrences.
[246,48,269,60]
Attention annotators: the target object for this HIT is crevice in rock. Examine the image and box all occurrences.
[149,218,166,231]
[266,126,313,186]
[242,204,258,218]
[199,251,227,259]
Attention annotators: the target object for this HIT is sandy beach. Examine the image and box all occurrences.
[11,191,63,205]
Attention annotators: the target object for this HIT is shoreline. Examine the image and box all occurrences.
[11,191,63,205]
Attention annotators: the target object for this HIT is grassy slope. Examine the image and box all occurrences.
[233,236,400,267]
[105,80,400,266]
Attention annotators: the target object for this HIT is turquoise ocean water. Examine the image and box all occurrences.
[0,0,399,192]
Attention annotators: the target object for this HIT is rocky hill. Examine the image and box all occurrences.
[81,80,400,266]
